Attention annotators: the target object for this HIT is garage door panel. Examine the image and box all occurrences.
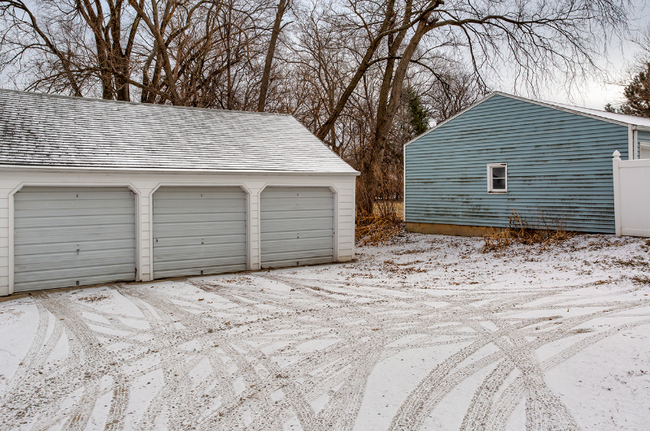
[261,189,332,200]
[153,187,247,279]
[261,229,332,242]
[155,233,246,248]
[14,188,133,200]
[153,195,245,202]
[262,209,334,220]
[263,255,332,268]
[15,226,135,245]
[154,189,244,199]
[265,247,333,259]
[154,243,246,260]
[15,248,134,269]
[16,267,137,291]
[18,263,134,281]
[262,217,333,232]
[153,199,245,212]
[14,187,136,292]
[15,199,134,212]
[154,221,246,238]
[155,255,246,271]
[261,187,334,269]
[154,263,246,279]
[15,214,135,229]
[154,212,245,224]
[15,239,136,256]
[261,239,332,253]
[262,197,333,210]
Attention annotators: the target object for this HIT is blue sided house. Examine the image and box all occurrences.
[404,92,650,235]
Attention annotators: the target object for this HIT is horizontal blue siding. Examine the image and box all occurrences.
[405,95,629,234]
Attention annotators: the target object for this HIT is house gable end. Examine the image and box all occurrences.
[404,94,630,234]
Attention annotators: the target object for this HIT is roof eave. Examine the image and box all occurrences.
[0,164,360,176]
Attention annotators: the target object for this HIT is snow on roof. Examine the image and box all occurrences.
[496,92,650,129]
[0,89,358,174]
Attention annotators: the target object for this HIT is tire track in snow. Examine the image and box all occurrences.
[1,239,648,431]
[459,301,650,431]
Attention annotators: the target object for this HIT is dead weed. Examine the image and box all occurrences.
[483,209,573,253]
[631,275,650,285]
[77,294,110,302]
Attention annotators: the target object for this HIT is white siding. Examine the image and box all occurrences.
[0,168,356,295]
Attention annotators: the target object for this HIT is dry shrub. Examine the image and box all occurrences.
[355,162,404,246]
[482,209,572,252]
[356,212,404,246]
[374,198,403,221]
[356,198,404,246]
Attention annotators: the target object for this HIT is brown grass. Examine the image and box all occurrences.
[482,209,573,252]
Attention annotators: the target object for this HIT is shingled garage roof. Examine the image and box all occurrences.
[0,89,357,174]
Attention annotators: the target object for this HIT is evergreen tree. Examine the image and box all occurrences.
[606,62,650,118]
[407,88,431,136]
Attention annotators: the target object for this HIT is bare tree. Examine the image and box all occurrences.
[297,0,630,214]
[421,68,486,124]
[0,0,144,99]
[0,0,631,214]
[0,0,274,106]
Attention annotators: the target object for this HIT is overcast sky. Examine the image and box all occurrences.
[527,0,650,109]
[1,1,648,111]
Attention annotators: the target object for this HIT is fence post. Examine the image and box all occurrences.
[612,150,622,237]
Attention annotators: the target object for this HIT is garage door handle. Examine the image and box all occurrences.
[76,249,80,255]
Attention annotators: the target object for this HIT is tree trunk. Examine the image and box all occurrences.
[258,0,289,112]
[357,8,439,214]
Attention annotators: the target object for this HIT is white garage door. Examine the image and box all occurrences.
[153,187,247,279]
[14,187,136,292]
[261,187,334,268]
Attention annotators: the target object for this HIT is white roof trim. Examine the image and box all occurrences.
[0,164,360,176]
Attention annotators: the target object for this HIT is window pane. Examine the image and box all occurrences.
[492,178,506,190]
[492,167,505,179]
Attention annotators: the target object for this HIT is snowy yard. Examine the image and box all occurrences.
[1,233,649,431]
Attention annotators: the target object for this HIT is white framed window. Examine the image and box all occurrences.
[487,163,507,193]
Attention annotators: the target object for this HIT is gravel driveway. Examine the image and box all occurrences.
[1,233,649,430]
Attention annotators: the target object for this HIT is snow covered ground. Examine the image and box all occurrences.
[1,233,649,431]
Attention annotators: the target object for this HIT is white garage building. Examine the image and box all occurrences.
[0,89,358,295]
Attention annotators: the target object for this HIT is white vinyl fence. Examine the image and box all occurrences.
[612,151,650,237]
